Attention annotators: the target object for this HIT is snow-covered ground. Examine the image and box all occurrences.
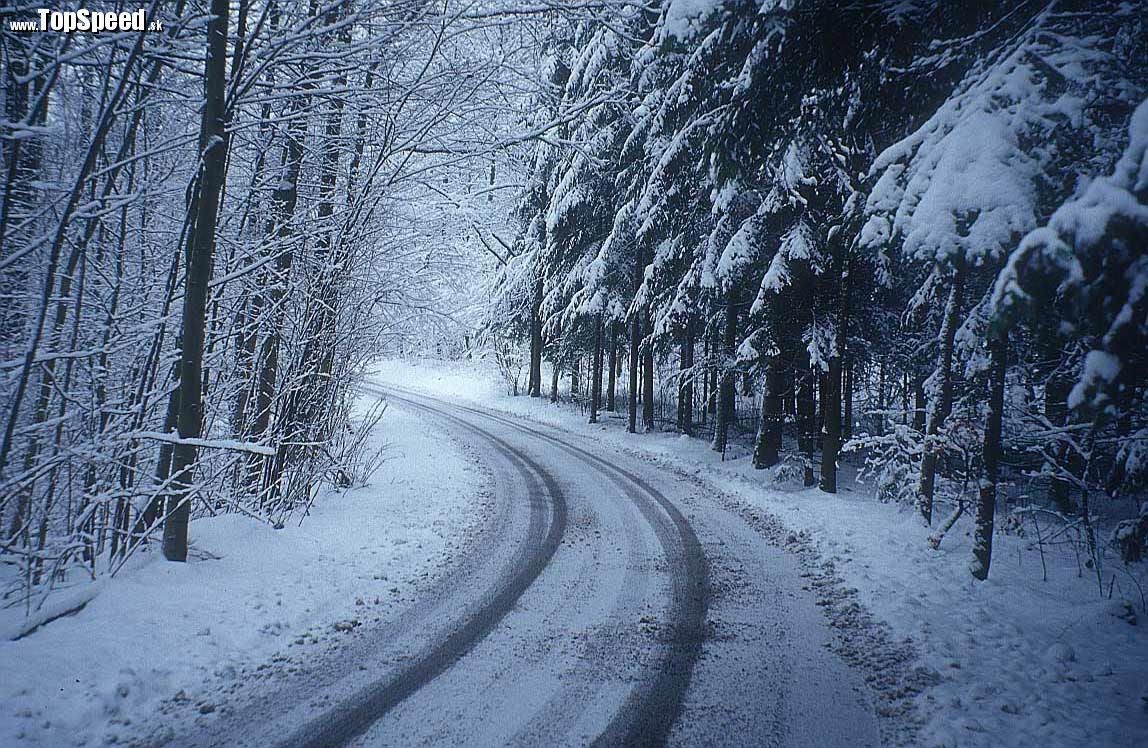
[0,402,488,748]
[372,357,1148,748]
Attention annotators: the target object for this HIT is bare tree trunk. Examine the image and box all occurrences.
[163,0,231,562]
[971,334,1006,580]
[590,315,603,423]
[913,373,926,433]
[820,254,850,494]
[797,357,817,486]
[551,358,561,403]
[708,353,718,416]
[641,309,654,432]
[712,293,737,453]
[677,316,694,435]
[247,92,308,495]
[606,321,618,412]
[266,6,351,496]
[753,355,784,469]
[528,276,543,397]
[917,263,964,524]
[700,334,710,426]
[820,356,842,493]
[627,313,640,433]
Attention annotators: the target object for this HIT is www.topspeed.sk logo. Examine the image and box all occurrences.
[8,8,162,33]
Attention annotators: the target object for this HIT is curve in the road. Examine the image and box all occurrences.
[279,392,569,748]
[383,388,710,748]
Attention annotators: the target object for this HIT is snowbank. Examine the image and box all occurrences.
[0,400,487,747]
[372,357,1148,748]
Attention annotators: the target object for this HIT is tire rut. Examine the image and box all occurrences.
[278,389,568,748]
[382,387,709,747]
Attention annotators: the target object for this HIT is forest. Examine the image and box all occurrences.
[484,0,1148,582]
[1,0,1147,745]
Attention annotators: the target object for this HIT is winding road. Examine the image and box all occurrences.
[173,387,880,747]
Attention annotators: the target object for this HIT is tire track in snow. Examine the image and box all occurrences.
[381,387,709,747]
[278,387,568,748]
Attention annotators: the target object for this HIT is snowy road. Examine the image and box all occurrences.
[176,388,880,747]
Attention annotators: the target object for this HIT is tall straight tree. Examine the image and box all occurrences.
[970,333,1007,580]
[590,315,604,423]
[163,0,230,562]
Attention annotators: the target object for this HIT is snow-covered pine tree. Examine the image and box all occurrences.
[861,1,1146,545]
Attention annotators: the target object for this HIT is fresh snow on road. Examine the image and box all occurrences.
[0,403,488,748]
[371,357,1148,748]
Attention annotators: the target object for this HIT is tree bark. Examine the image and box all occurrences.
[753,355,784,469]
[819,356,842,493]
[164,0,230,562]
[528,276,543,397]
[627,313,640,433]
[677,316,694,435]
[606,321,618,412]
[712,293,737,453]
[641,309,654,432]
[550,358,561,403]
[247,87,308,496]
[971,335,1007,580]
[820,253,850,494]
[913,374,926,433]
[590,315,604,423]
[700,334,710,425]
[797,357,817,486]
[917,264,965,524]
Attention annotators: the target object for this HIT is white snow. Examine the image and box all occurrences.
[372,357,1148,748]
[660,0,724,42]
[0,400,486,747]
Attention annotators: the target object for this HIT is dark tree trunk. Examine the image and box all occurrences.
[700,334,710,425]
[971,335,1007,580]
[708,369,718,414]
[913,374,926,433]
[0,48,45,349]
[712,293,737,453]
[606,321,618,412]
[917,264,965,525]
[247,90,308,496]
[627,314,640,433]
[817,370,828,446]
[590,315,604,423]
[677,317,694,435]
[820,254,850,494]
[642,309,654,432]
[528,277,543,397]
[164,0,230,562]
[819,356,842,493]
[753,355,784,469]
[797,358,817,486]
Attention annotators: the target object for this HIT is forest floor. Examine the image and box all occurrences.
[370,357,1148,748]
[0,403,491,748]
